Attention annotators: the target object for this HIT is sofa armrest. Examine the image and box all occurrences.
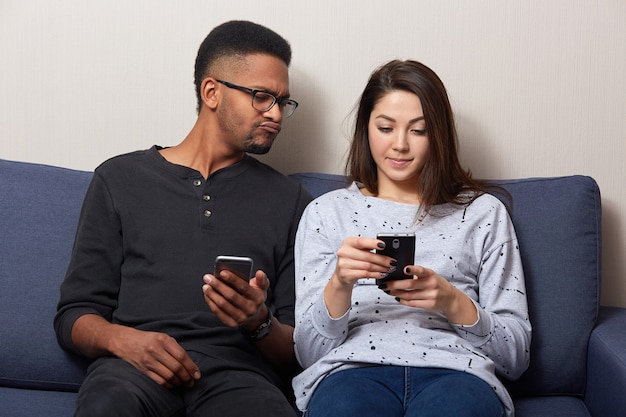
[585,306,626,417]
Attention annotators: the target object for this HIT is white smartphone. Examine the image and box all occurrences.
[214,255,254,281]
[375,233,416,282]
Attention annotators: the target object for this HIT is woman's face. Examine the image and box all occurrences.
[367,90,429,198]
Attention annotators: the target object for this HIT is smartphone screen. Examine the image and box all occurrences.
[214,255,254,280]
[375,233,415,282]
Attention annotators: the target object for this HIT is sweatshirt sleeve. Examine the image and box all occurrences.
[451,208,532,380]
[293,199,350,368]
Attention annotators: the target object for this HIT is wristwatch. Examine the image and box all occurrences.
[243,308,274,341]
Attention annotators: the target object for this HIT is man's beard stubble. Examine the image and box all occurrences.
[243,127,276,155]
[244,140,273,155]
[216,105,276,155]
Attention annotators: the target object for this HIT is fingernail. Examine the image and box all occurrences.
[390,260,398,267]
[377,242,385,249]
[378,283,387,290]
[404,266,411,274]
[395,297,401,302]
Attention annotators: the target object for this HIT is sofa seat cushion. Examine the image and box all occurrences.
[0,387,78,417]
[514,396,592,417]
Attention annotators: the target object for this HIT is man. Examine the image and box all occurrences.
[54,20,312,417]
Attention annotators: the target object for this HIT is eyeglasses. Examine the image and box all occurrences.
[216,80,299,118]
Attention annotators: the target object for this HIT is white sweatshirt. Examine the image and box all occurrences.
[293,183,531,417]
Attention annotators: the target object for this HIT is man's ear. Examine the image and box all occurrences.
[201,78,219,110]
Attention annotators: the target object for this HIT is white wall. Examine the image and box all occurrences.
[2,0,625,307]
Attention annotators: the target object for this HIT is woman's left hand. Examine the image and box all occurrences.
[381,265,478,326]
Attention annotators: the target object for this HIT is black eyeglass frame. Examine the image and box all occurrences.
[216,79,299,118]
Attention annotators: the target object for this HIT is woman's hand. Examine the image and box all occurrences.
[333,237,395,286]
[381,265,478,326]
[324,237,395,318]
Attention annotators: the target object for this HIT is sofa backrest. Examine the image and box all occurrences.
[289,173,602,398]
[0,159,92,392]
[0,161,601,399]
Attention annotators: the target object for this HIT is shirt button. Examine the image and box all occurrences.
[193,179,202,187]
[203,194,211,201]
[204,210,212,217]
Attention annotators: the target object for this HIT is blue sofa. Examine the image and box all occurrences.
[1,158,625,417]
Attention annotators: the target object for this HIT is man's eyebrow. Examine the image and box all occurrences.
[253,85,290,99]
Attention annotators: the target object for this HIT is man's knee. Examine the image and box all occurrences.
[76,380,143,417]
[76,358,183,417]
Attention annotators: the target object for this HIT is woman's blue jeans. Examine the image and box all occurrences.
[306,366,504,417]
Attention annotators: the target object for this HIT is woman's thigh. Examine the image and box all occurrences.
[306,366,503,417]
[306,366,405,417]
[406,368,504,417]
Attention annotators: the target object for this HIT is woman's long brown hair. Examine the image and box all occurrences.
[346,60,509,218]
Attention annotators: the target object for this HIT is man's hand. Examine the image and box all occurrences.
[71,314,201,389]
[202,269,298,368]
[111,327,202,389]
[202,269,268,331]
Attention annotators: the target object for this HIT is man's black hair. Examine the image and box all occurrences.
[194,20,292,113]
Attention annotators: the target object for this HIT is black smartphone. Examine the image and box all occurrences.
[375,233,415,282]
[214,255,254,281]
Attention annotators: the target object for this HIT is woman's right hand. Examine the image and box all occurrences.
[324,237,395,317]
[333,237,396,286]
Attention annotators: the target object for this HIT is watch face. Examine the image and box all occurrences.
[254,321,272,340]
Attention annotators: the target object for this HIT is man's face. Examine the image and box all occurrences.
[215,54,291,155]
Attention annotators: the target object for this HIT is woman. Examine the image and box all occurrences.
[292,60,531,417]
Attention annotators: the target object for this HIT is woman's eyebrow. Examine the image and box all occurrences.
[374,115,425,124]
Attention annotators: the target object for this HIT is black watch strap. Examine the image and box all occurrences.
[242,308,273,341]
